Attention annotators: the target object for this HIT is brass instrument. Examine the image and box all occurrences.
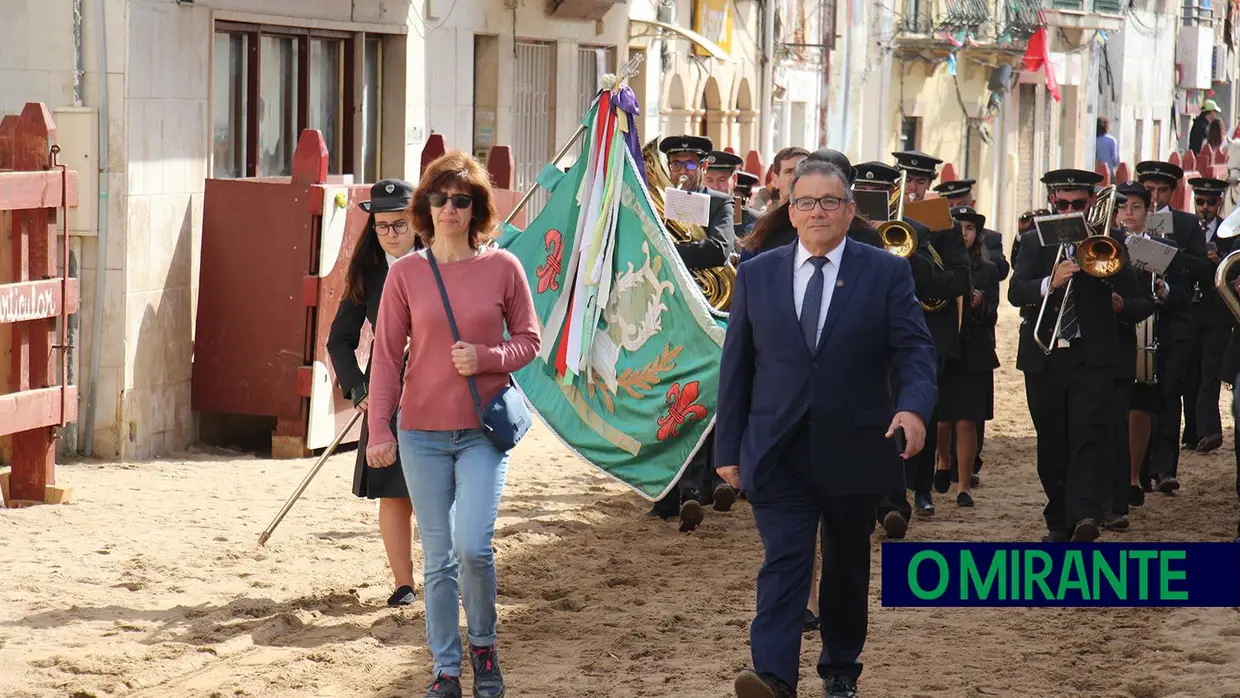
[1215,249,1240,325]
[1033,185,1128,355]
[877,169,918,258]
[641,137,735,311]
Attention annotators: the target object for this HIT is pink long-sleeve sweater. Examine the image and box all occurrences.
[367,247,541,446]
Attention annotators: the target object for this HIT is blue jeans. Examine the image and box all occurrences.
[399,428,509,678]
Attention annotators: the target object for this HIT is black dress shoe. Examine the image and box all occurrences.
[1042,530,1070,543]
[914,491,935,516]
[735,670,795,698]
[882,511,907,539]
[712,484,737,512]
[802,608,820,633]
[1071,518,1100,542]
[825,675,860,698]
[933,469,951,494]
[1197,433,1224,453]
[1156,473,1180,494]
[1101,513,1129,531]
[1129,485,1145,507]
[679,500,705,532]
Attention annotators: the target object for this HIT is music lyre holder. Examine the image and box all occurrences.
[1033,212,1089,248]
[854,189,890,223]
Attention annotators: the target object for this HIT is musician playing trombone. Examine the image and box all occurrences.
[1108,182,1183,528]
[1007,169,1153,542]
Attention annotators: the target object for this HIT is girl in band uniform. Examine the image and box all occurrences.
[935,207,999,507]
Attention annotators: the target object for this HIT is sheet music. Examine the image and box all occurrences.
[1125,234,1177,276]
[664,188,711,227]
[1144,211,1173,239]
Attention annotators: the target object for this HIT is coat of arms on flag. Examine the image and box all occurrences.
[498,57,726,500]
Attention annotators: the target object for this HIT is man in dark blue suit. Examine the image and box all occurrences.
[716,160,938,698]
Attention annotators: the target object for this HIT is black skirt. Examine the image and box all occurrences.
[938,359,994,423]
[352,410,409,499]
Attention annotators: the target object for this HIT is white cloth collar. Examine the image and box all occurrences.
[794,236,847,271]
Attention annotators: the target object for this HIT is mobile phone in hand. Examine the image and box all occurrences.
[893,426,907,454]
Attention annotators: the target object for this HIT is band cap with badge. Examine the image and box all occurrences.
[934,179,976,200]
[360,179,415,213]
[706,150,743,172]
[659,135,714,226]
[1134,161,1184,187]
[891,150,943,178]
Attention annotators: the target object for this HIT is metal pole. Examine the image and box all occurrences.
[257,411,363,546]
[502,123,588,226]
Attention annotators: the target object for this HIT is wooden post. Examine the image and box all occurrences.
[939,163,958,182]
[744,150,763,178]
[1115,162,1130,184]
[0,115,17,170]
[486,145,515,189]
[9,103,56,502]
[272,131,329,460]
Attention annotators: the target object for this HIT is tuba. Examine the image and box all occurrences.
[641,137,735,311]
[1214,208,1240,326]
[1033,185,1128,354]
[877,169,919,258]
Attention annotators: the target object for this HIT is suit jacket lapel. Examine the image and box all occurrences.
[815,240,861,355]
[774,245,805,354]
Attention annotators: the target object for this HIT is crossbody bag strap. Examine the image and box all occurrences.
[425,248,487,425]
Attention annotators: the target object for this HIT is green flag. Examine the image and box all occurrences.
[499,92,726,500]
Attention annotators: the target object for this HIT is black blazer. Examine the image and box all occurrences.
[1159,208,1211,340]
[983,228,1010,281]
[908,220,972,361]
[676,187,736,270]
[1200,217,1240,330]
[959,257,1000,372]
[1007,229,1153,374]
[326,260,388,403]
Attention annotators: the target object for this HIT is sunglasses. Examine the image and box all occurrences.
[427,192,473,209]
[1196,197,1219,206]
[1053,198,1089,212]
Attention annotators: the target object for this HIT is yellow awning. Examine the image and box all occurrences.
[629,18,733,62]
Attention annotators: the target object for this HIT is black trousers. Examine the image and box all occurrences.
[1108,379,1134,517]
[652,430,719,516]
[1024,348,1111,534]
[747,425,879,688]
[1150,338,1195,478]
[1196,321,1230,439]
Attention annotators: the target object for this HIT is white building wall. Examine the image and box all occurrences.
[1106,8,1178,166]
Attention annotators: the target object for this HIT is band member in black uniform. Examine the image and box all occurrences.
[1108,182,1181,527]
[1012,208,1051,269]
[651,135,737,531]
[1009,169,1153,542]
[891,153,971,519]
[326,179,421,607]
[935,206,1000,507]
[1188,177,1236,453]
[934,178,1010,484]
[853,161,970,534]
[1137,161,1211,493]
[704,150,760,241]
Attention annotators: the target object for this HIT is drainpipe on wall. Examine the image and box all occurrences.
[82,0,111,458]
[760,0,776,162]
[58,0,86,455]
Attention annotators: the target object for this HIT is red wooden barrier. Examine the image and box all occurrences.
[420,133,446,176]
[0,103,79,506]
[939,163,958,183]
[487,145,515,189]
[1115,162,1131,184]
[744,150,763,179]
[1094,163,1111,187]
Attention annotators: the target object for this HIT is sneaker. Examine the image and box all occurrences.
[933,469,951,494]
[388,585,416,607]
[425,675,463,698]
[956,491,974,507]
[468,644,505,698]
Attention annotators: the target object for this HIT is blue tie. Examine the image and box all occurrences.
[801,256,828,350]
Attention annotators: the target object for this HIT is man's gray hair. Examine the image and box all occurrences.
[789,160,854,202]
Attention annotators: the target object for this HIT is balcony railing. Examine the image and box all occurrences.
[1182,0,1216,27]
[895,0,1043,43]
[1046,0,1124,13]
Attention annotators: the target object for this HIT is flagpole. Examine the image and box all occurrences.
[502,124,588,226]
[503,53,646,228]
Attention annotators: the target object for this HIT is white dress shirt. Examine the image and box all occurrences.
[1205,217,1220,242]
[793,237,847,346]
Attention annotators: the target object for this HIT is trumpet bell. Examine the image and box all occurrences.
[877,220,918,258]
[1078,236,1126,277]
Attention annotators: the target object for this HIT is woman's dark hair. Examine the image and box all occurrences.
[1208,118,1225,149]
[413,151,499,248]
[345,213,386,304]
[959,220,984,266]
[741,199,792,251]
[1096,117,1109,137]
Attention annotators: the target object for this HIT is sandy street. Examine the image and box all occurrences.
[3,300,1240,698]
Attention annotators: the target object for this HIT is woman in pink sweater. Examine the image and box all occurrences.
[366,152,540,698]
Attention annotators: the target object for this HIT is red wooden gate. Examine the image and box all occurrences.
[0,103,79,506]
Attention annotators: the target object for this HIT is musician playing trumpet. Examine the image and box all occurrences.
[1108,182,1184,529]
[1008,169,1153,542]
